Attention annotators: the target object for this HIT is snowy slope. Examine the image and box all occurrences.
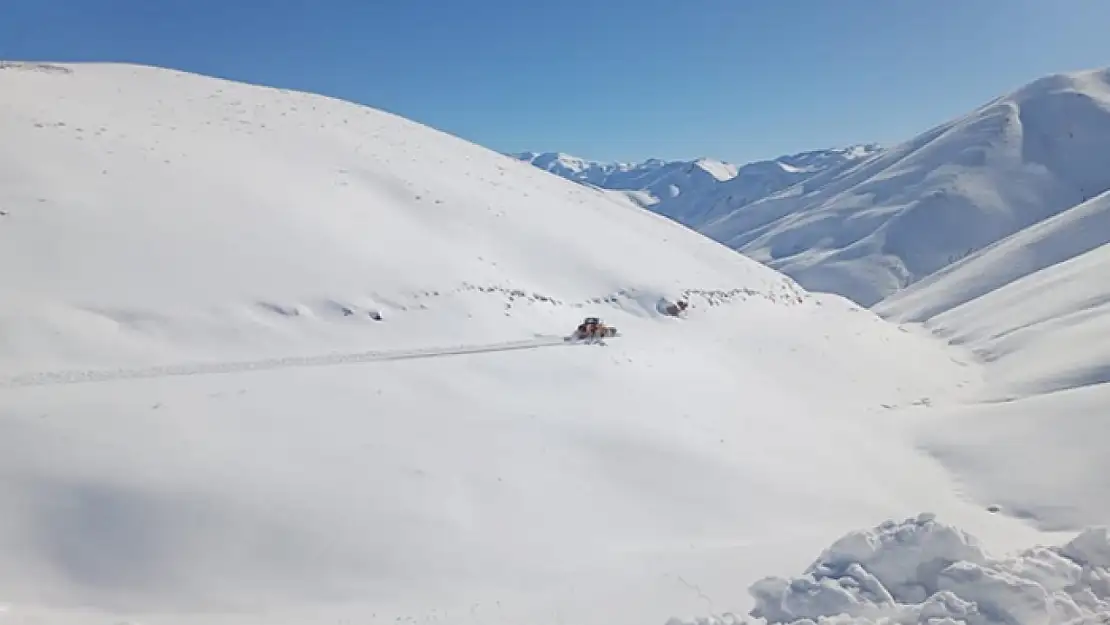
[511,146,881,229]
[875,188,1110,332]
[0,61,1088,625]
[703,67,1110,306]
[871,190,1110,533]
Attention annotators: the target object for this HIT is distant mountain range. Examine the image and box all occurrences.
[514,67,1110,311]
[509,145,881,229]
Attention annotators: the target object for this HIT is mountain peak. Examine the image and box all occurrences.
[691,157,739,182]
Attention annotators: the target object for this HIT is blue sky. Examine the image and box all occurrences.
[3,1,1109,164]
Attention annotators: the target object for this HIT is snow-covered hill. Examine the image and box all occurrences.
[702,66,1110,307]
[871,189,1110,535]
[0,61,1103,625]
[510,146,881,228]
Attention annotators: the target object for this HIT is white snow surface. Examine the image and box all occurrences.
[870,188,1110,534]
[876,188,1110,399]
[0,61,1098,625]
[701,67,1110,306]
[669,514,1110,625]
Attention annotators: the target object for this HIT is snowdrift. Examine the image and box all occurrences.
[700,66,1110,306]
[670,514,1110,625]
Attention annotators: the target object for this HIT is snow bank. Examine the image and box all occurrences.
[671,514,1110,625]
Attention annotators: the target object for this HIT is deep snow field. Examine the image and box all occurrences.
[874,188,1110,538]
[0,62,1106,625]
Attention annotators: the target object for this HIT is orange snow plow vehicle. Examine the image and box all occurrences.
[566,316,619,342]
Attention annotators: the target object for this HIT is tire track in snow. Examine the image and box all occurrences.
[0,335,571,388]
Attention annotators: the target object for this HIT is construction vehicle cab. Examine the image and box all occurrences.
[569,316,618,341]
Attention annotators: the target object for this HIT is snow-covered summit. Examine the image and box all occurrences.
[774,144,883,173]
[693,157,741,182]
[703,66,1110,307]
[510,150,737,188]
[511,145,881,228]
[510,150,615,178]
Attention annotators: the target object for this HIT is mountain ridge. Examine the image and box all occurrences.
[702,65,1110,306]
[515,68,1110,311]
[510,144,882,228]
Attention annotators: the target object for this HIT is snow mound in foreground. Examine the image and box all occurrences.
[672,514,1110,625]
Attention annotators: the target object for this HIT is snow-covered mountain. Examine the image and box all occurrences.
[510,145,882,228]
[703,66,1110,307]
[512,151,738,189]
[0,61,1105,625]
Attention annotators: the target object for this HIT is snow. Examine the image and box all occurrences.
[511,146,880,230]
[510,151,743,227]
[510,151,690,189]
[712,514,1110,625]
[0,60,1100,625]
[694,158,740,182]
[875,188,1110,332]
[870,190,1110,533]
[700,67,1110,306]
[915,382,1110,533]
[881,224,1110,399]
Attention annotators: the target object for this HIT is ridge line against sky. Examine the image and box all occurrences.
[2,0,1109,163]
